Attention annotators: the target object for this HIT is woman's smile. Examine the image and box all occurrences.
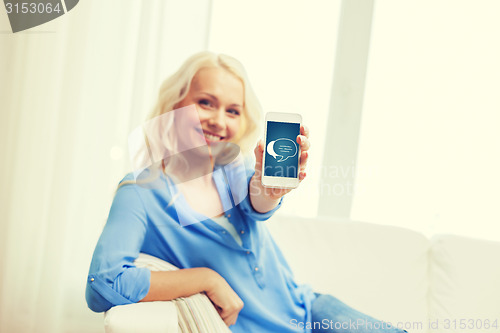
[195,128,225,143]
[175,67,244,147]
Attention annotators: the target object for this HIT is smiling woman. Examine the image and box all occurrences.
[147,52,262,156]
[174,67,244,146]
[85,51,406,333]
[85,51,314,332]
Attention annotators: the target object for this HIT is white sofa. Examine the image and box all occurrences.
[104,216,500,333]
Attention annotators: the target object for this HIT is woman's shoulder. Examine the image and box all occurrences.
[120,172,135,183]
[115,172,140,191]
[117,165,166,190]
[114,166,176,208]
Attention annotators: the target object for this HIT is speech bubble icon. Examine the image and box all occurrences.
[267,138,298,162]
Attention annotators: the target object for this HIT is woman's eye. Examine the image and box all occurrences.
[199,99,212,107]
[227,109,240,116]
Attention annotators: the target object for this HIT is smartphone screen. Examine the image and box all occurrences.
[264,121,300,178]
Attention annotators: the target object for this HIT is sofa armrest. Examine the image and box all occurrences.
[104,301,178,333]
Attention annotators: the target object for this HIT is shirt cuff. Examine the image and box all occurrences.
[237,171,283,221]
[86,267,151,312]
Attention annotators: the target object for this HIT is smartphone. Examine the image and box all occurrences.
[261,112,302,188]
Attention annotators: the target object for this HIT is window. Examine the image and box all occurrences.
[209,0,341,217]
[351,0,500,241]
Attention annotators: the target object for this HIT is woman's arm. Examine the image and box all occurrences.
[248,171,281,213]
[140,268,213,301]
[141,268,244,327]
[86,183,151,313]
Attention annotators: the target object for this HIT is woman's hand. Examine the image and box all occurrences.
[205,271,244,327]
[249,125,310,213]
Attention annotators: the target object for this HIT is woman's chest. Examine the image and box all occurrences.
[178,181,226,218]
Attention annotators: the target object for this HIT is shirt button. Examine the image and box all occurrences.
[240,230,245,234]
[254,267,259,272]
[246,251,250,254]
[221,230,226,234]
[90,278,95,282]
[227,214,231,218]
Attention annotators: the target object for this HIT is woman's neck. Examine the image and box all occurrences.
[165,147,216,185]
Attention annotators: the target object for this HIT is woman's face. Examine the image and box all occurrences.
[175,67,244,148]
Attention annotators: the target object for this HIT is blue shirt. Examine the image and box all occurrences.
[86,162,316,333]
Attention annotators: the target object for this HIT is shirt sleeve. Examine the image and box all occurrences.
[85,181,151,313]
[237,170,283,221]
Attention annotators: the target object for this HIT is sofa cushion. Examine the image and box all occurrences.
[429,235,500,333]
[267,216,430,333]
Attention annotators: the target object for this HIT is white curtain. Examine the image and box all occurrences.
[0,1,211,332]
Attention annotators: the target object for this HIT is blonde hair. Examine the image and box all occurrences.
[119,51,262,189]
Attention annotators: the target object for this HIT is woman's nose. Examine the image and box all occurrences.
[208,108,226,129]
